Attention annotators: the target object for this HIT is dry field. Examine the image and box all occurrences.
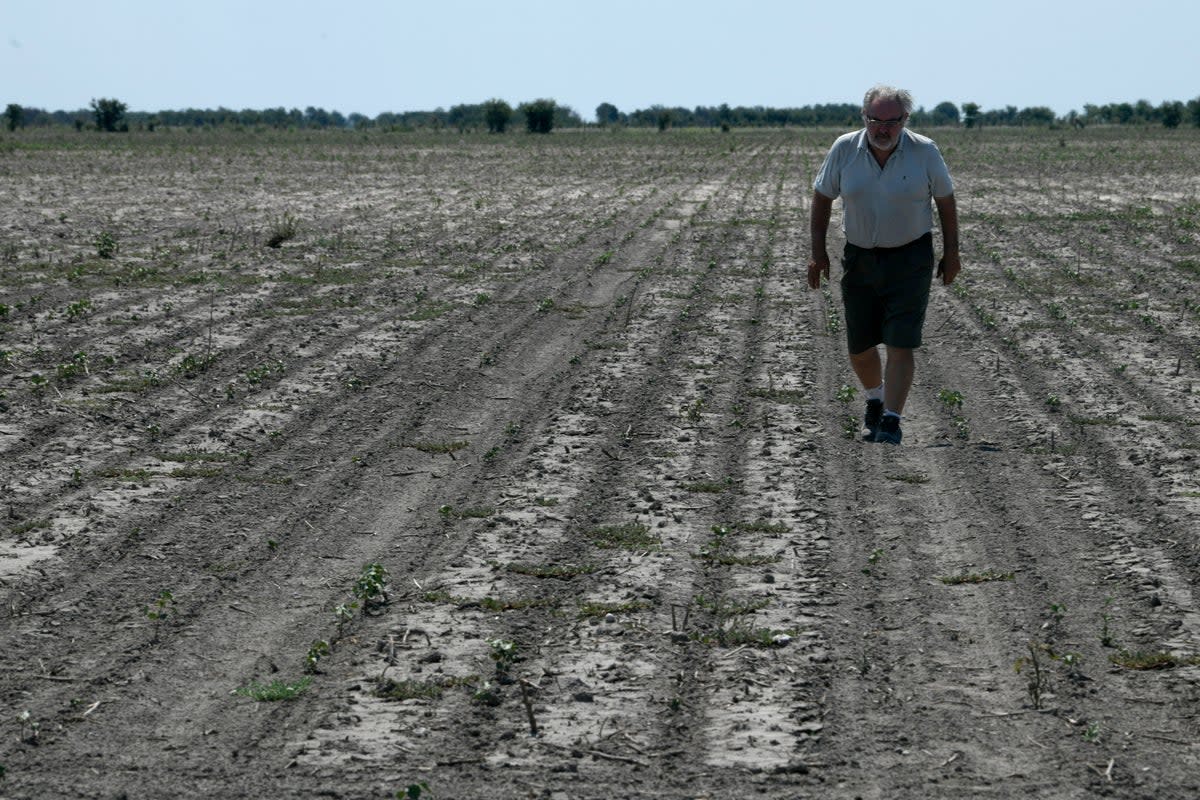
[0,125,1198,799]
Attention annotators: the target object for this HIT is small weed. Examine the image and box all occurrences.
[1082,722,1102,743]
[862,548,885,575]
[1014,641,1049,709]
[65,298,94,319]
[937,388,965,410]
[94,231,118,259]
[353,563,389,610]
[143,590,175,640]
[537,297,555,313]
[438,504,493,520]
[398,782,434,800]
[265,212,299,248]
[729,519,790,534]
[578,599,653,618]
[235,677,312,701]
[1045,394,1063,411]
[10,518,50,537]
[1109,650,1200,670]
[304,640,331,674]
[487,638,519,675]
[1100,598,1116,647]
[682,397,705,422]
[17,710,39,745]
[835,384,858,403]
[589,521,661,550]
[939,569,1014,585]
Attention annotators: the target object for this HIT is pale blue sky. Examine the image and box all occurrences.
[4,0,1197,121]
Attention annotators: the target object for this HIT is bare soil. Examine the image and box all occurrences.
[1,126,1198,799]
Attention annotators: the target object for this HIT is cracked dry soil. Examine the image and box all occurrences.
[1,126,1198,798]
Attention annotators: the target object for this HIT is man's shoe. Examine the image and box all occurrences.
[874,414,902,445]
[862,399,884,441]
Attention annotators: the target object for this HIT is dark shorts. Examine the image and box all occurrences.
[840,232,934,354]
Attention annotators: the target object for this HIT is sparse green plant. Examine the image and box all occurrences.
[353,562,389,610]
[1014,641,1049,709]
[487,638,518,675]
[578,599,653,618]
[398,781,434,800]
[265,212,299,248]
[937,388,965,410]
[143,589,175,638]
[835,384,858,403]
[589,521,660,550]
[862,548,885,575]
[1099,598,1116,647]
[94,231,118,259]
[1109,650,1200,670]
[682,397,705,422]
[1082,722,1101,743]
[333,604,355,628]
[537,297,555,312]
[65,298,93,319]
[1045,394,1063,410]
[438,504,493,520]
[304,640,331,674]
[235,677,311,701]
[17,710,39,745]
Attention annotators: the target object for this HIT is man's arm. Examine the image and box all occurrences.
[808,190,834,290]
[934,194,960,285]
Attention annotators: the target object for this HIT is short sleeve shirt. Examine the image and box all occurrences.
[813,128,954,248]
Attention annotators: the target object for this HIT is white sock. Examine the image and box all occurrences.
[865,384,884,402]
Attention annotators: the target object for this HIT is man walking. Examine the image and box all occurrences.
[808,85,961,445]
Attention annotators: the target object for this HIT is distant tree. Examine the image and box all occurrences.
[553,105,583,128]
[961,102,980,129]
[1190,97,1200,127]
[654,106,672,132]
[1016,106,1056,126]
[519,99,556,133]
[483,99,513,133]
[4,103,22,131]
[595,102,620,126]
[1160,101,1184,129]
[90,97,128,132]
[931,101,960,126]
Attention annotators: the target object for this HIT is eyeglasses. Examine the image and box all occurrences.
[865,116,905,128]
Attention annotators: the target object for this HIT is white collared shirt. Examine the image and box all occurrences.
[813,127,954,249]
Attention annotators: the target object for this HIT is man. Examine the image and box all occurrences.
[808,85,961,445]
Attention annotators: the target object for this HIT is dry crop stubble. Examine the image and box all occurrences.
[0,126,1197,798]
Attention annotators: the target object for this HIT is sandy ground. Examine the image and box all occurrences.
[0,126,1198,799]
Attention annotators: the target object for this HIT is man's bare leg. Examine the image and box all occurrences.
[882,346,915,413]
[849,347,883,391]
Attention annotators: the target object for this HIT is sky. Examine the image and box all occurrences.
[4,0,1198,121]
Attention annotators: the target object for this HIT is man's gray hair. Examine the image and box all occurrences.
[862,85,914,115]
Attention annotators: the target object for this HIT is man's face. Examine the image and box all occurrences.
[864,99,907,151]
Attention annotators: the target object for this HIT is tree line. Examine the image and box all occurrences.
[6,96,1200,134]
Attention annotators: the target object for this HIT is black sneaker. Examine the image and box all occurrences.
[862,399,883,441]
[874,414,902,445]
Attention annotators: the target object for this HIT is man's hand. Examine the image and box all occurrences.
[807,254,830,289]
[937,252,961,285]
